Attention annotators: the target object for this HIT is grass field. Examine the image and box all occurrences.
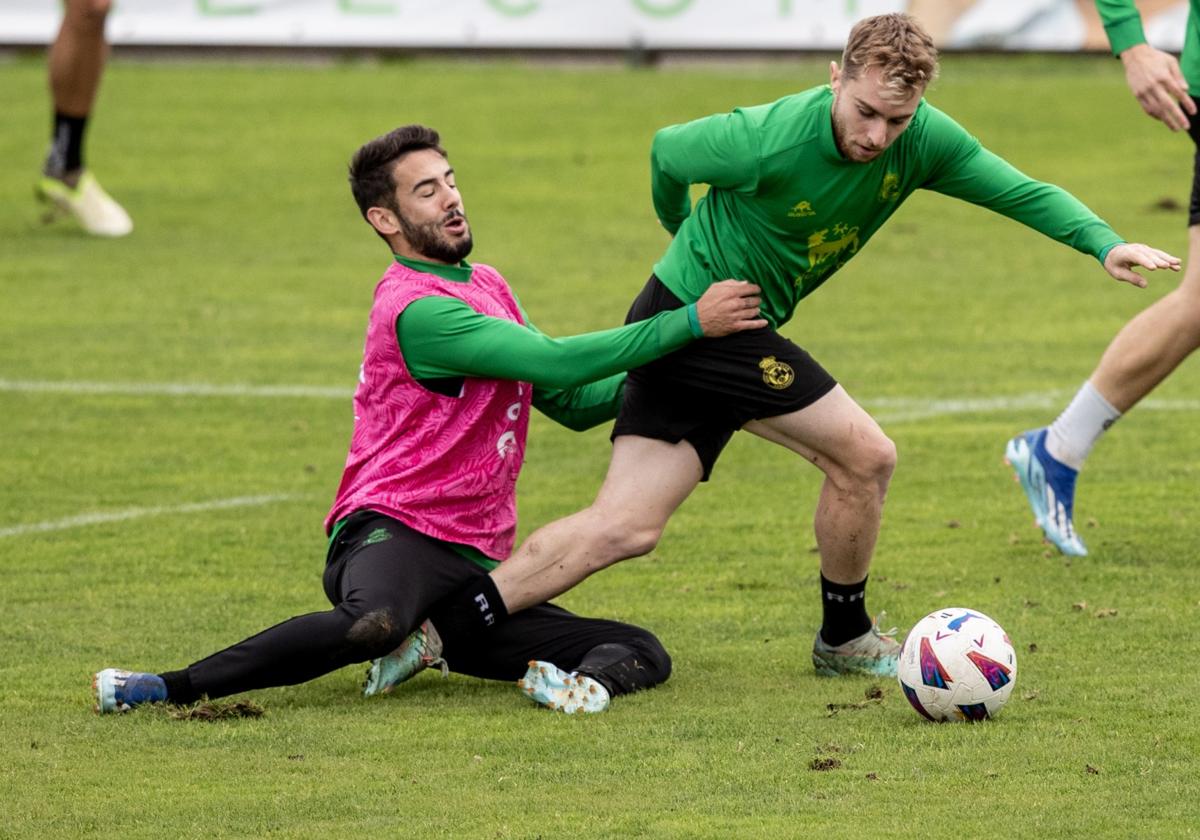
[1,50,1198,838]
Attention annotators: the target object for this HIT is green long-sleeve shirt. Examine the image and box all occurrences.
[1095,0,1199,94]
[651,85,1124,329]
[392,256,701,431]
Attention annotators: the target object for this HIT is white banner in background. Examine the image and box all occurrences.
[0,0,1187,51]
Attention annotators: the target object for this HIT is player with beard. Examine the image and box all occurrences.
[368,13,1179,691]
[92,125,765,715]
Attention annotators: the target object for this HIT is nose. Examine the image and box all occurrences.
[866,118,887,149]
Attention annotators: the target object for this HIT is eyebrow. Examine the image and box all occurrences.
[854,98,916,120]
[410,168,455,194]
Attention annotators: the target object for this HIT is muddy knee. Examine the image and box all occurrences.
[346,608,406,656]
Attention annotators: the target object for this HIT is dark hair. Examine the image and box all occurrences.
[348,124,447,219]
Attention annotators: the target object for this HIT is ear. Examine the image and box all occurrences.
[366,206,401,238]
[829,61,841,91]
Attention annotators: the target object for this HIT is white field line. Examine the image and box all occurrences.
[2,378,1199,423]
[866,392,1200,424]
[0,494,301,539]
[0,379,352,399]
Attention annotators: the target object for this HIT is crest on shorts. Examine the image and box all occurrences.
[759,356,794,390]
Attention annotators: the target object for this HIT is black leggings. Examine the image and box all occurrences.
[165,512,670,703]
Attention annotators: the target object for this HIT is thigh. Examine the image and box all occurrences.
[743,383,890,471]
[443,602,658,682]
[325,511,482,637]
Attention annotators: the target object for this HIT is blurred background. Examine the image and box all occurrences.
[1,0,1187,54]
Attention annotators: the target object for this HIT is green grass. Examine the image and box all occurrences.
[2,52,1198,838]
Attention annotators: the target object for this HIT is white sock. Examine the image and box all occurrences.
[1045,380,1121,469]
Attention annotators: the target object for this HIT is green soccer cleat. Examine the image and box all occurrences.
[812,614,901,677]
[362,619,446,697]
[36,171,133,237]
[518,660,610,714]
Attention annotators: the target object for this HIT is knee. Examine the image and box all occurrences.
[539,511,664,567]
[631,630,672,686]
[842,432,897,492]
[344,608,409,659]
[606,521,664,560]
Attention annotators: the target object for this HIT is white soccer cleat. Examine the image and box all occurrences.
[37,172,133,237]
[518,660,610,714]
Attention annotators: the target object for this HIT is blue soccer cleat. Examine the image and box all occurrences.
[812,614,901,677]
[1005,428,1088,556]
[363,619,447,697]
[93,669,167,714]
[518,661,610,714]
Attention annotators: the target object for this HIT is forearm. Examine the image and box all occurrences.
[1093,0,1146,55]
[533,375,624,431]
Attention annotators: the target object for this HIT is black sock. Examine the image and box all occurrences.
[574,642,669,698]
[819,574,871,647]
[45,112,88,178]
[159,668,198,705]
[430,575,508,638]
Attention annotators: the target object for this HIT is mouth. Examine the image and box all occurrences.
[443,214,468,236]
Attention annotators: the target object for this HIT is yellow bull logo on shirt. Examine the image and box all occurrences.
[796,224,860,287]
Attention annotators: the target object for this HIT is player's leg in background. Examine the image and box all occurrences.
[443,602,672,714]
[1007,119,1200,556]
[48,0,111,174]
[1087,226,1200,412]
[38,0,132,236]
[744,384,901,676]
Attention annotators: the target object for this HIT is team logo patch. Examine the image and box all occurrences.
[362,527,392,546]
[879,171,901,201]
[787,200,816,218]
[758,356,794,390]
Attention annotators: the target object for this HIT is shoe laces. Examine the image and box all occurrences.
[871,611,898,639]
[418,621,450,677]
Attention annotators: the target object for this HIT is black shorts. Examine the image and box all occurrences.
[1189,95,1200,226]
[613,275,837,480]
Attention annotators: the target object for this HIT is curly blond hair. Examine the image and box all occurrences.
[842,13,939,101]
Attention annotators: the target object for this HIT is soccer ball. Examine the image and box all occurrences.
[897,607,1017,722]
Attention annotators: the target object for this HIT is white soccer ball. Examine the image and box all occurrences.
[897,607,1017,722]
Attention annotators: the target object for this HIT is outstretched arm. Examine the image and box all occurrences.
[920,106,1179,281]
[398,279,764,390]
